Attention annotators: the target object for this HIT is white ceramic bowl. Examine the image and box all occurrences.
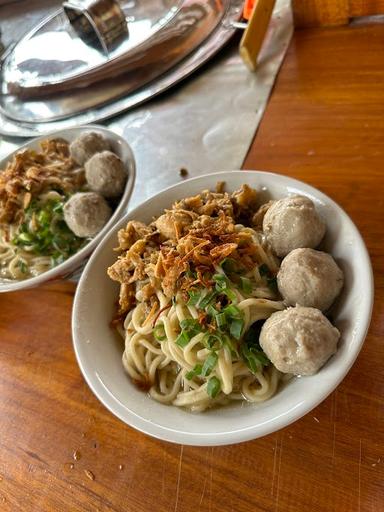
[72,171,373,446]
[0,125,135,292]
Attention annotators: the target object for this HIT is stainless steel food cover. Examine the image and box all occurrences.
[3,0,232,96]
[0,0,243,125]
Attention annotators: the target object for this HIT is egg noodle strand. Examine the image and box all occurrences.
[0,224,52,280]
[121,252,286,412]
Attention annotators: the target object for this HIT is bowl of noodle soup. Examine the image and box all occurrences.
[0,125,135,292]
[72,171,373,445]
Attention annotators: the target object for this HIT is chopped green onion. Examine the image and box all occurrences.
[230,318,244,340]
[206,304,218,317]
[213,273,228,290]
[187,290,201,306]
[17,232,33,244]
[241,320,270,373]
[176,318,201,347]
[13,196,85,261]
[17,260,27,274]
[222,335,239,358]
[241,326,270,373]
[199,290,217,309]
[201,352,218,377]
[153,324,166,341]
[220,257,247,277]
[241,345,270,374]
[254,350,270,366]
[241,346,261,374]
[220,257,238,274]
[37,210,50,226]
[180,318,198,331]
[223,304,242,319]
[180,318,201,337]
[259,263,270,277]
[240,276,252,294]
[223,288,237,303]
[185,364,202,380]
[202,333,223,351]
[207,376,221,398]
[175,331,190,348]
[215,312,227,329]
[213,274,238,303]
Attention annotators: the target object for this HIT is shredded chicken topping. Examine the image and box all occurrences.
[0,138,85,223]
[108,185,271,317]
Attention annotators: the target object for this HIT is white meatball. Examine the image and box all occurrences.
[259,306,340,375]
[277,248,344,311]
[85,151,127,198]
[69,131,110,165]
[64,192,112,238]
[263,195,326,257]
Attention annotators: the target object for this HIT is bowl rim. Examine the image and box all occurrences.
[0,124,136,293]
[72,170,374,446]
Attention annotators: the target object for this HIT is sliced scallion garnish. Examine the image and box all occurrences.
[213,273,228,290]
[13,196,85,261]
[198,290,217,309]
[175,331,190,348]
[240,321,270,374]
[201,352,218,377]
[17,260,27,274]
[187,290,201,306]
[222,334,239,358]
[230,318,244,340]
[214,274,237,302]
[215,312,227,329]
[176,318,201,347]
[153,324,166,341]
[222,304,241,319]
[220,257,238,274]
[203,333,223,351]
[241,345,270,374]
[207,376,221,398]
[180,318,199,332]
[185,364,203,380]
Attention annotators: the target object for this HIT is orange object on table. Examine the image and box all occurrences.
[243,0,255,19]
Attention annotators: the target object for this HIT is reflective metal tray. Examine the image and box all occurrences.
[0,0,242,133]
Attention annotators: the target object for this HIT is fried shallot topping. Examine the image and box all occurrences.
[0,138,85,224]
[108,185,267,317]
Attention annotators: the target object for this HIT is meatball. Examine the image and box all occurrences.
[64,192,112,238]
[259,306,340,375]
[85,151,127,198]
[263,195,326,257]
[69,131,110,165]
[277,248,344,311]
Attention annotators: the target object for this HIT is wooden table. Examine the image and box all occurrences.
[1,20,383,512]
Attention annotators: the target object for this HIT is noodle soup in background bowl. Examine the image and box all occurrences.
[72,171,373,446]
[0,125,136,293]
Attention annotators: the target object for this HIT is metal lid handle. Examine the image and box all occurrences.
[63,0,128,54]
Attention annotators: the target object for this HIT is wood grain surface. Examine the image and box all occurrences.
[1,21,384,512]
[292,0,384,27]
